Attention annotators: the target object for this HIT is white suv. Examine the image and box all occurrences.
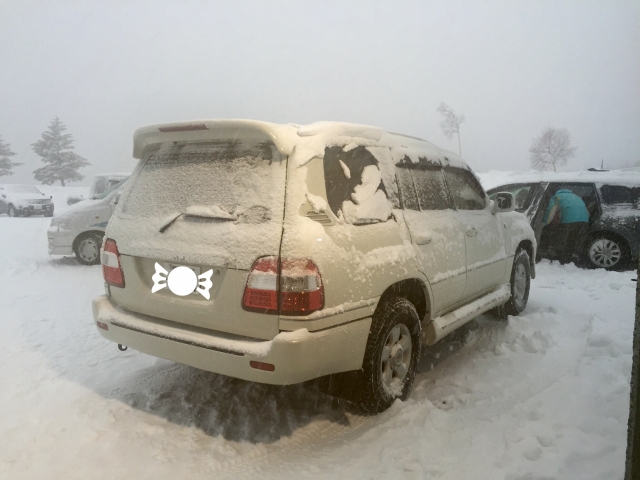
[93,120,536,413]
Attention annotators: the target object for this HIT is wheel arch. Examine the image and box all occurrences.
[517,239,535,279]
[377,278,432,325]
[72,230,106,253]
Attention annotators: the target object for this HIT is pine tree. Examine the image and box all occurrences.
[32,117,90,186]
[0,136,22,178]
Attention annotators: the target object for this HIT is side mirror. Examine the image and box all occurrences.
[50,195,53,199]
[492,192,515,214]
[112,192,122,205]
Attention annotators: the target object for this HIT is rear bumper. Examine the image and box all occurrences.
[92,295,371,385]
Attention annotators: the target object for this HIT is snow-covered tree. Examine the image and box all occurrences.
[32,117,90,186]
[436,102,465,156]
[529,127,577,172]
[0,136,22,178]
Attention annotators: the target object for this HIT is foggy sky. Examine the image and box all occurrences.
[1,0,638,185]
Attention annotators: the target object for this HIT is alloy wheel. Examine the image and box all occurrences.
[380,323,412,392]
[589,238,621,268]
[78,237,100,264]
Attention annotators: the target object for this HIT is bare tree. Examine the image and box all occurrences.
[436,102,465,156]
[529,127,577,172]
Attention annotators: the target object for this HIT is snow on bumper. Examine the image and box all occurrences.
[92,295,372,385]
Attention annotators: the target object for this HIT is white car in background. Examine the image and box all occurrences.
[0,184,54,217]
[48,179,127,265]
[66,173,130,205]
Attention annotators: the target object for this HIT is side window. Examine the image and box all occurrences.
[323,145,393,224]
[396,167,419,211]
[553,183,599,219]
[443,167,486,210]
[599,184,640,206]
[411,167,451,210]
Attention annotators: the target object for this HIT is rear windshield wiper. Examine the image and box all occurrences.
[159,207,238,233]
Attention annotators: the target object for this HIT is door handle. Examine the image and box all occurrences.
[466,227,478,237]
[415,234,432,245]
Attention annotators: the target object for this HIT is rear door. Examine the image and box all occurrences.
[397,162,467,315]
[106,140,287,340]
[443,166,506,299]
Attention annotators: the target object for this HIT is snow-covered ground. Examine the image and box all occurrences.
[0,190,636,479]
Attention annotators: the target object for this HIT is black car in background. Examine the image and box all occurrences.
[487,173,640,270]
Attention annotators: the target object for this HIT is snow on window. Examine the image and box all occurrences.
[322,145,393,225]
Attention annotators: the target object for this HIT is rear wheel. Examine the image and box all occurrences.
[494,248,530,319]
[355,297,421,414]
[586,234,629,270]
[74,233,103,265]
[8,205,18,217]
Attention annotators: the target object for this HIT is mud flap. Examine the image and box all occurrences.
[316,369,366,403]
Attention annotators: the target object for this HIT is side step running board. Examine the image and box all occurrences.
[423,284,511,345]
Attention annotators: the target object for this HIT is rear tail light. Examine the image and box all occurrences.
[102,238,125,288]
[242,257,324,316]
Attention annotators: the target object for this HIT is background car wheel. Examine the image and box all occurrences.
[8,205,18,217]
[355,296,421,414]
[74,233,103,265]
[586,234,629,271]
[494,248,530,319]
[44,211,53,217]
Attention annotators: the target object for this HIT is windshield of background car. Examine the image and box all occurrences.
[8,185,41,194]
[121,140,285,225]
[488,183,536,211]
[599,184,640,207]
[90,177,108,197]
[94,179,128,200]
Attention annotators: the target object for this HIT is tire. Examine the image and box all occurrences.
[44,211,53,217]
[585,234,630,271]
[495,248,531,319]
[74,233,103,265]
[8,205,18,217]
[355,296,421,414]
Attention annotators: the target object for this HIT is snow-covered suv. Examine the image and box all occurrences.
[93,120,536,413]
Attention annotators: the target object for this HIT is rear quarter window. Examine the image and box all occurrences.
[322,146,393,224]
[599,184,640,206]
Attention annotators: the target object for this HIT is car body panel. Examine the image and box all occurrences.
[47,183,124,256]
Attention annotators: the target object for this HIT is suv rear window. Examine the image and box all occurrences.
[122,141,285,223]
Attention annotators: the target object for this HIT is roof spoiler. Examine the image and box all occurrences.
[132,120,296,159]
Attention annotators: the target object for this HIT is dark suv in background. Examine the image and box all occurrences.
[487,173,640,270]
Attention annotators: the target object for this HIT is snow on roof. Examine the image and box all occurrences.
[132,119,467,169]
[479,169,640,191]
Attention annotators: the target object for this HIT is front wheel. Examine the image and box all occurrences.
[586,234,629,270]
[355,297,421,414]
[495,248,531,318]
[8,205,18,217]
[74,233,103,265]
